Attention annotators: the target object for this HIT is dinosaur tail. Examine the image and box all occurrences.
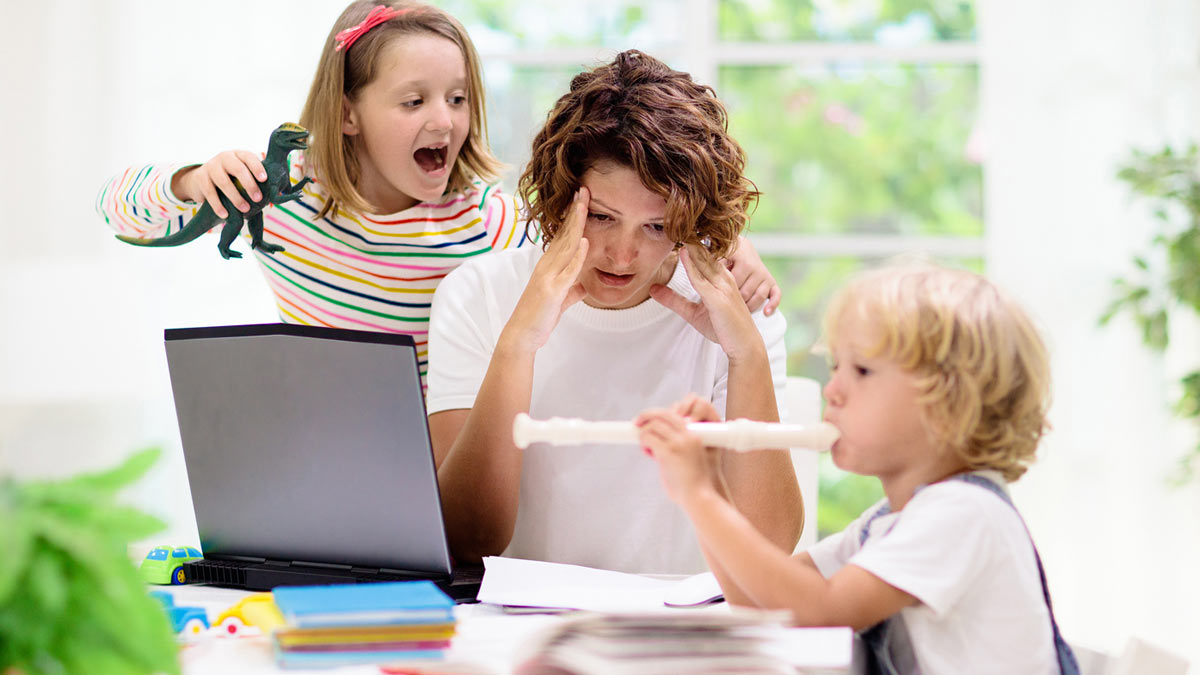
[115,203,219,247]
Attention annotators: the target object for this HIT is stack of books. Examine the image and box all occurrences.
[269,580,456,668]
[513,610,794,674]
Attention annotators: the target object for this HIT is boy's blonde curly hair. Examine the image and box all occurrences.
[823,263,1051,481]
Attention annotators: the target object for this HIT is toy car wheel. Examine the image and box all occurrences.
[171,566,187,585]
[182,618,207,635]
[218,617,244,636]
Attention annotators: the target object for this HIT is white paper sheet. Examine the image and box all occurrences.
[763,626,857,670]
[478,557,683,612]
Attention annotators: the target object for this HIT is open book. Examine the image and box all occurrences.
[511,610,799,675]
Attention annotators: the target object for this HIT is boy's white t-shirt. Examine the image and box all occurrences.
[426,245,788,575]
[806,472,1059,675]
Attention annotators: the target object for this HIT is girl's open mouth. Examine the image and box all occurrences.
[414,146,448,173]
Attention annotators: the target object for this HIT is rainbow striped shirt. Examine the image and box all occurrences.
[96,153,536,385]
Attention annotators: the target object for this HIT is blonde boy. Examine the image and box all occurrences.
[638,263,1079,674]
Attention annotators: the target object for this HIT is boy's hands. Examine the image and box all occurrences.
[172,150,268,219]
[725,236,781,316]
[636,395,724,506]
[501,188,590,353]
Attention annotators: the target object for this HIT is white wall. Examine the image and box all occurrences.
[981,0,1200,666]
[2,0,1197,667]
[0,0,340,542]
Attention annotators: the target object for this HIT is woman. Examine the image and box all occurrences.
[426,50,802,576]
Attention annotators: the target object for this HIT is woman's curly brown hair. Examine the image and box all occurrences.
[518,50,758,259]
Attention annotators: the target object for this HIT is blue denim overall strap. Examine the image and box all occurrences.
[854,473,1081,675]
[856,501,918,675]
[946,474,1080,675]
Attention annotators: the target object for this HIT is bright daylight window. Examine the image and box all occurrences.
[445,0,979,534]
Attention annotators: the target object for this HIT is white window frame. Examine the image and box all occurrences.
[475,0,982,260]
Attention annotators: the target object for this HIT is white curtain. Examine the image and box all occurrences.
[981,0,1200,663]
[0,0,337,542]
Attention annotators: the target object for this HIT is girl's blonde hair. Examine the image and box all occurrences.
[299,0,502,218]
[823,263,1051,481]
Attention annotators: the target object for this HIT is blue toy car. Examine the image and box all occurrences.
[149,590,211,635]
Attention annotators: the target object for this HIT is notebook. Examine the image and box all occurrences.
[162,323,482,601]
[272,580,454,627]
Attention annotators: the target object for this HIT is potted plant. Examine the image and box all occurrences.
[0,448,180,674]
[1101,144,1200,483]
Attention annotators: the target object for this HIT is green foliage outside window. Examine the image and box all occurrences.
[723,64,981,237]
[441,0,673,49]
[718,0,974,42]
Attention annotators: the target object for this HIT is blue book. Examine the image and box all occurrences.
[272,581,455,628]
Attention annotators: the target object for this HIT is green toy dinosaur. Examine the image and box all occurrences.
[116,122,312,260]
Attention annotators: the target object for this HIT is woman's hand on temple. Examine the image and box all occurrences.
[650,245,764,362]
[501,188,590,352]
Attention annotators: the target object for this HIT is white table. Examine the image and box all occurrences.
[161,585,858,674]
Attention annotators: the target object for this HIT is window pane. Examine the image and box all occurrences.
[722,64,981,237]
[482,65,580,188]
[441,0,687,51]
[718,0,976,42]
[818,457,883,538]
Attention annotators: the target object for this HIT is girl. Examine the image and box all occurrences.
[94,2,781,385]
[426,51,802,575]
[638,263,1080,674]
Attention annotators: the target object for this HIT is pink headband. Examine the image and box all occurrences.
[335,5,407,52]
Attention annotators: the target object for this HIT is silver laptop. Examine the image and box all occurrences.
[163,323,479,599]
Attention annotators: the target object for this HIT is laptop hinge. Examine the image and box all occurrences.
[206,553,267,564]
[289,559,353,571]
[376,566,430,577]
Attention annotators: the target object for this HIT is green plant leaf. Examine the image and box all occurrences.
[1108,143,1200,485]
[0,449,179,675]
[50,447,161,496]
[0,493,34,604]
[1175,371,1200,418]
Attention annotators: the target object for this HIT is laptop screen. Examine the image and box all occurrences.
[164,323,452,577]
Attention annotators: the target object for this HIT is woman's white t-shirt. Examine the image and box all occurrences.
[427,245,787,575]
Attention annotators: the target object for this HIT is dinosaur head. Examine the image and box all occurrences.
[272,122,310,151]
